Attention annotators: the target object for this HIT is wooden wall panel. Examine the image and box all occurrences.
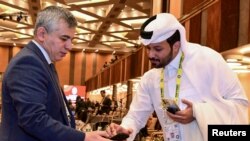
[85,79,91,92]
[249,0,250,43]
[69,52,75,85]
[219,0,239,52]
[121,59,126,82]
[189,14,202,44]
[169,0,182,18]
[100,68,110,87]
[0,47,9,72]
[93,53,97,75]
[97,74,101,88]
[238,0,250,46]
[12,46,22,57]
[96,53,112,73]
[130,49,143,78]
[85,53,94,80]
[56,53,70,86]
[110,61,122,84]
[86,77,97,92]
[183,0,203,14]
[74,52,83,85]
[207,0,239,52]
[142,47,150,73]
[81,52,86,85]
[7,47,13,63]
[125,56,132,80]
[206,1,221,51]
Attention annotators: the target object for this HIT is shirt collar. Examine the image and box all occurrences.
[32,40,52,64]
[166,49,182,71]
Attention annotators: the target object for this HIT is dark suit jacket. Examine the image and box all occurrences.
[101,97,112,114]
[0,41,84,141]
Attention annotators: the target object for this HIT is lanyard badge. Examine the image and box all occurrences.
[160,52,184,109]
[160,52,184,141]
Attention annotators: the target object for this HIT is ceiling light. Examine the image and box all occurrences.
[230,65,248,69]
[226,58,238,62]
[233,70,250,73]
[9,15,13,20]
[242,57,250,63]
[239,45,250,54]
[227,62,242,67]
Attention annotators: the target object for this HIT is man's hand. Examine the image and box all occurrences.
[167,99,195,124]
[105,123,133,138]
[84,131,111,141]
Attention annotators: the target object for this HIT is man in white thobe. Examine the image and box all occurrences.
[106,13,249,141]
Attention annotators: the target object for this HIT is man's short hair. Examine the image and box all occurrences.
[166,30,180,47]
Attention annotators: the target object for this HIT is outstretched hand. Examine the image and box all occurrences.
[84,130,111,141]
[105,123,133,138]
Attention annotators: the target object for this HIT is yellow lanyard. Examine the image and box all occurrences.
[160,52,184,108]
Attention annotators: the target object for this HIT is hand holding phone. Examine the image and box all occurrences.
[162,98,180,114]
[110,133,129,141]
[167,104,180,114]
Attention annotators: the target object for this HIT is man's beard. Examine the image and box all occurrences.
[149,48,173,68]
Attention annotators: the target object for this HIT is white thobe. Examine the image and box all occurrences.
[120,42,249,141]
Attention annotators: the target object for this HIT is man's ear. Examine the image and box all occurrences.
[173,41,181,53]
[36,27,47,42]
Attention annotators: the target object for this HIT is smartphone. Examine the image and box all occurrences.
[110,133,129,141]
[167,103,180,114]
[162,98,180,114]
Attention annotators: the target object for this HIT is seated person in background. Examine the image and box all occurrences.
[68,99,75,115]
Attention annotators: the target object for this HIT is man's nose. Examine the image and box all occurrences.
[147,50,155,58]
[65,40,73,50]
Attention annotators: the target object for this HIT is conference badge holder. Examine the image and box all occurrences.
[162,99,181,141]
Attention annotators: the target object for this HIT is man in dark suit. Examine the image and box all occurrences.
[0,6,110,141]
[100,90,112,115]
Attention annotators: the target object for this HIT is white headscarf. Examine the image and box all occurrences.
[140,13,187,52]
